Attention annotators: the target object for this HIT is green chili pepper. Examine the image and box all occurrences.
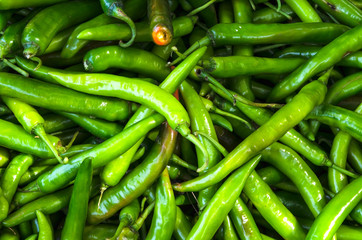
[60,14,118,58]
[36,210,54,240]
[0,228,20,240]
[186,155,260,240]
[306,175,362,239]
[180,80,221,209]
[145,168,176,240]
[0,186,9,221]
[244,171,306,239]
[2,97,65,163]
[284,0,322,22]
[111,199,140,240]
[231,197,263,240]
[0,10,38,59]
[171,22,349,65]
[268,24,362,102]
[83,224,117,240]
[0,72,131,121]
[0,147,9,167]
[311,0,362,27]
[173,79,327,192]
[253,4,295,23]
[83,46,170,80]
[173,207,192,240]
[0,0,68,10]
[100,0,136,47]
[1,154,34,212]
[77,16,196,46]
[87,122,177,224]
[19,166,53,186]
[42,113,76,134]
[200,56,305,78]
[43,26,76,55]
[276,191,314,219]
[36,113,165,193]
[61,158,92,240]
[22,0,101,58]
[56,111,123,140]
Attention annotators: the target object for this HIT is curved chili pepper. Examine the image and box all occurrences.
[83,45,170,80]
[173,80,327,192]
[244,171,306,239]
[43,26,75,55]
[306,175,362,239]
[22,0,101,58]
[173,207,192,240]
[262,142,326,217]
[306,104,362,142]
[60,14,118,58]
[276,46,362,69]
[2,97,65,163]
[145,168,176,240]
[36,113,165,193]
[268,24,362,102]
[180,80,221,209]
[100,0,136,47]
[36,210,54,240]
[0,72,131,121]
[87,122,177,224]
[61,158,92,240]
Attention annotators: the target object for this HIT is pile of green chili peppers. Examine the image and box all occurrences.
[0,0,361,239]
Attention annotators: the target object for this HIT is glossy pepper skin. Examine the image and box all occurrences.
[87,122,177,224]
[21,0,101,58]
[173,80,327,192]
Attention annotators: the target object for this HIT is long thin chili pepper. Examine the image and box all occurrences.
[173,79,327,192]
[268,24,362,102]
[36,210,53,240]
[61,158,92,240]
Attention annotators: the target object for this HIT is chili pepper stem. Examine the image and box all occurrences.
[170,154,197,171]
[152,25,173,46]
[187,0,218,17]
[23,44,39,59]
[332,164,359,178]
[197,70,236,104]
[213,108,252,129]
[233,94,284,109]
[3,59,29,77]
[65,130,79,150]
[194,131,229,157]
[133,201,155,231]
[30,57,42,71]
[97,184,108,210]
[33,125,65,164]
[264,2,292,20]
[169,36,211,66]
[111,218,130,240]
[177,124,209,172]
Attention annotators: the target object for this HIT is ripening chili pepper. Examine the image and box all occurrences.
[148,0,173,46]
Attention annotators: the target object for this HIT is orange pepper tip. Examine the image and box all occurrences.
[152,25,172,46]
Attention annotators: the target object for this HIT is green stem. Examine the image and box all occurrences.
[3,59,29,77]
[194,131,229,157]
[34,125,64,164]
[170,154,197,171]
[187,0,218,16]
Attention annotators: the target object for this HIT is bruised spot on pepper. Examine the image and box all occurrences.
[323,0,337,10]
[343,51,351,58]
